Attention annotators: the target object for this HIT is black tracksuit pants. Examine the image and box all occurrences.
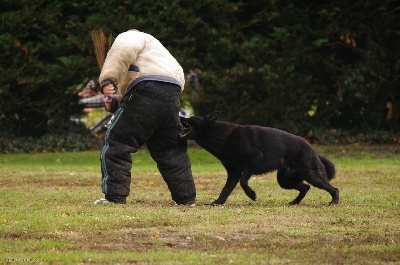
[100,81,196,204]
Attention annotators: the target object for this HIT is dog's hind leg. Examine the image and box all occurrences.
[277,169,310,205]
[240,169,256,201]
[212,169,241,205]
[303,169,339,205]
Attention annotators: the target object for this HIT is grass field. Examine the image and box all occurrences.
[0,145,399,264]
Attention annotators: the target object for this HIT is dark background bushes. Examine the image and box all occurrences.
[0,0,399,153]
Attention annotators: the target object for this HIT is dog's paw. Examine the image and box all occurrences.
[249,192,256,201]
[242,187,256,201]
[211,200,225,206]
[288,200,300,206]
[328,200,339,206]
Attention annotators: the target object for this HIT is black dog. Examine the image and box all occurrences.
[180,111,339,206]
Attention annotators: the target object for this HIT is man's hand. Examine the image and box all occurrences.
[103,84,115,110]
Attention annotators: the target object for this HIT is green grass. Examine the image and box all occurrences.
[0,145,399,264]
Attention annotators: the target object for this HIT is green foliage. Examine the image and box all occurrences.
[0,0,97,136]
[185,0,400,136]
[0,0,398,145]
[0,123,101,153]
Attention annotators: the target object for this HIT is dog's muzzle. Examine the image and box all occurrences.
[179,121,192,140]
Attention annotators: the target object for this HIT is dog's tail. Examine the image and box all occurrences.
[320,156,336,180]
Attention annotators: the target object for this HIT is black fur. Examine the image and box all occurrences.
[180,111,339,206]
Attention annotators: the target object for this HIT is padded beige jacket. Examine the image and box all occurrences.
[99,30,185,96]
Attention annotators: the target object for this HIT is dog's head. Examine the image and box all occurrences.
[180,111,221,141]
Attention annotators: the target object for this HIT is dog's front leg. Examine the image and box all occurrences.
[239,156,261,201]
[212,170,241,205]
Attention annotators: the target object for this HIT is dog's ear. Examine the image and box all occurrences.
[206,111,221,122]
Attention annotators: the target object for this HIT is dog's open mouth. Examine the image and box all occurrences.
[180,121,192,139]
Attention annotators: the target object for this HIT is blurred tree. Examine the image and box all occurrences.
[0,1,97,135]
[0,0,398,140]
[186,0,399,135]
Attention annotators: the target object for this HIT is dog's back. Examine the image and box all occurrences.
[209,122,316,174]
